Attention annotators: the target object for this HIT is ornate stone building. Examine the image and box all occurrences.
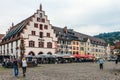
[1,5,57,58]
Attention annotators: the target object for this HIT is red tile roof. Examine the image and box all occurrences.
[0,34,4,40]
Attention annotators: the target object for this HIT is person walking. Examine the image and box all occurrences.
[22,58,27,77]
[13,58,19,77]
[115,56,118,64]
[98,58,104,70]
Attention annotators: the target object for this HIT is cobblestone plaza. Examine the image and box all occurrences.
[0,62,120,80]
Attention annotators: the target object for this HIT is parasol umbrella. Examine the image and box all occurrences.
[85,54,93,59]
[73,54,81,58]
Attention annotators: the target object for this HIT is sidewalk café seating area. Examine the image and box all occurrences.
[1,53,96,68]
[2,60,13,68]
[1,55,38,68]
[25,53,96,64]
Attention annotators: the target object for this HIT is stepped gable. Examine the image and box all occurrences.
[2,15,33,41]
[2,4,45,42]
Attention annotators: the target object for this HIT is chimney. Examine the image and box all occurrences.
[12,22,14,27]
[63,26,68,34]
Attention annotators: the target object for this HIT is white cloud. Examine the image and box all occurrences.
[0,0,120,35]
[72,24,120,36]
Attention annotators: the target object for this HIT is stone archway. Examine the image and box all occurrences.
[38,52,44,55]
[47,52,52,55]
[28,51,35,56]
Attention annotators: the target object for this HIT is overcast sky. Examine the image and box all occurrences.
[0,0,120,36]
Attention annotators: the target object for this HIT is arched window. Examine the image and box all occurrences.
[38,52,43,55]
[47,42,52,48]
[28,51,35,56]
[29,40,35,47]
[47,52,52,55]
[38,42,44,48]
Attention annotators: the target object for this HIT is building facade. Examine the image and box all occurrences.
[0,34,4,55]
[71,40,80,54]
[0,4,109,58]
[1,5,57,58]
[53,26,108,58]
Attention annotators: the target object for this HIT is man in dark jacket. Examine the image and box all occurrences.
[13,58,19,77]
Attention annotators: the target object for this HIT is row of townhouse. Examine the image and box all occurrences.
[53,26,110,58]
[0,4,110,58]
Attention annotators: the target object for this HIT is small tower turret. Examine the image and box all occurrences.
[40,4,42,11]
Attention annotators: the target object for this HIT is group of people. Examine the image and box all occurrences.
[13,57,27,77]
[2,58,13,68]
[2,56,119,78]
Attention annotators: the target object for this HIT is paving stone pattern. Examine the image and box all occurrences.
[0,62,120,80]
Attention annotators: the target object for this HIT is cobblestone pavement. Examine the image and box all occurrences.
[0,62,120,80]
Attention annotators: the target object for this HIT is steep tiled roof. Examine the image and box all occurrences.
[0,34,4,40]
[74,31,105,43]
[52,26,64,34]
[2,16,33,41]
[52,26,79,41]
[52,26,106,45]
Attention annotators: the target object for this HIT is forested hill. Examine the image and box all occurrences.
[94,31,120,45]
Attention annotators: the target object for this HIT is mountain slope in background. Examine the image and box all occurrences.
[94,31,120,45]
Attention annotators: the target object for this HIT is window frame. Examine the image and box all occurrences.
[47,42,52,48]
[29,41,35,47]
[38,42,44,48]
[34,23,38,28]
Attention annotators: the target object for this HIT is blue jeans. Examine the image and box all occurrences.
[13,66,19,76]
